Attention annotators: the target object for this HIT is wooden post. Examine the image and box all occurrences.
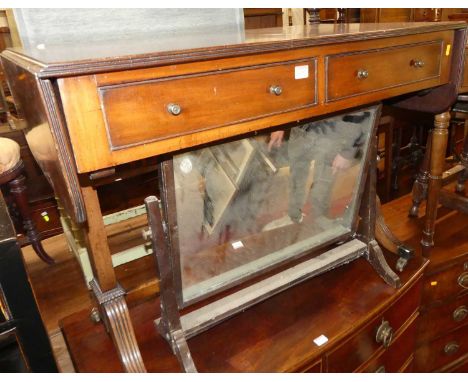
[421,111,450,257]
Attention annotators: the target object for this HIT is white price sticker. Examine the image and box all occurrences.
[295,65,309,79]
[231,241,244,250]
[313,334,329,347]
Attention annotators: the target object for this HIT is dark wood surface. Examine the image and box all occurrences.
[61,245,426,372]
[57,183,468,373]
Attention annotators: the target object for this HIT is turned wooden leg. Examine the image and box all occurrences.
[375,196,414,272]
[408,130,432,217]
[8,174,55,264]
[80,185,146,373]
[359,137,401,288]
[421,112,451,257]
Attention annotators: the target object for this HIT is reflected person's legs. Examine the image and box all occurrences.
[308,139,338,219]
[288,127,317,222]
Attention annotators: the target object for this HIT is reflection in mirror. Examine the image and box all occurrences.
[172,106,378,304]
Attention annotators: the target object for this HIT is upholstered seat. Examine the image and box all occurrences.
[0,137,54,264]
[0,137,21,174]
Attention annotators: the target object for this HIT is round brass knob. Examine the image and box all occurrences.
[458,272,468,289]
[453,305,468,322]
[357,69,369,80]
[375,320,393,348]
[269,85,283,96]
[412,59,425,68]
[167,103,182,116]
[444,341,460,355]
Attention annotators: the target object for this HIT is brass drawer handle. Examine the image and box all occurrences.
[269,85,283,96]
[411,59,425,68]
[167,103,182,116]
[458,272,468,289]
[453,305,468,322]
[375,320,393,348]
[444,341,460,355]
[356,69,369,80]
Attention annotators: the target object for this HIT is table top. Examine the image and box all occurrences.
[2,22,466,78]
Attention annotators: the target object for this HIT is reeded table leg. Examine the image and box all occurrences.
[421,111,451,257]
[81,185,146,373]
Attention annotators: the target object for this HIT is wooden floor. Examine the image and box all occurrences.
[20,182,468,372]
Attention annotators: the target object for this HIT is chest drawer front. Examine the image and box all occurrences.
[360,316,417,373]
[325,41,442,102]
[99,59,317,150]
[418,294,468,344]
[423,259,468,303]
[326,278,421,372]
[414,322,468,372]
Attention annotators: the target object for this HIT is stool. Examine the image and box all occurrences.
[0,137,54,264]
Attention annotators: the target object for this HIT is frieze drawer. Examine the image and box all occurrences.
[326,278,421,372]
[325,40,443,102]
[99,59,317,150]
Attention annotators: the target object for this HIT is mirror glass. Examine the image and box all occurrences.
[171,106,378,304]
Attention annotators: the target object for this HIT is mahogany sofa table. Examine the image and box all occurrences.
[1,21,466,372]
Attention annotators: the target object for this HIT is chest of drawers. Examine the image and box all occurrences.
[415,251,468,371]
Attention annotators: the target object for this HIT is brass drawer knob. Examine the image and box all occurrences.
[453,305,468,322]
[167,103,182,116]
[269,85,283,96]
[411,59,425,68]
[458,272,468,289]
[375,320,394,348]
[356,69,369,80]
[444,341,460,355]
